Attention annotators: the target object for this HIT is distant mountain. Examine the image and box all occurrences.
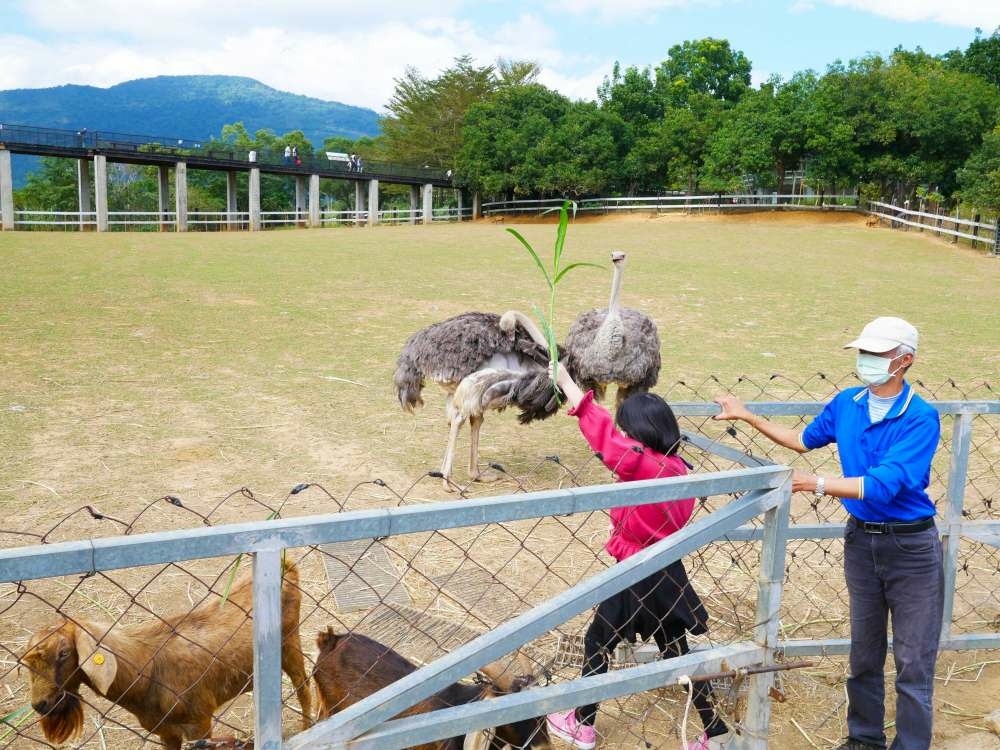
[0,75,382,185]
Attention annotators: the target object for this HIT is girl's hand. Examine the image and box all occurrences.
[713,394,753,423]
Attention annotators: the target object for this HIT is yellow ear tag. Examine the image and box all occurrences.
[93,654,105,666]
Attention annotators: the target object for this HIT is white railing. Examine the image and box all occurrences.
[13,210,97,227]
[320,209,367,225]
[482,194,861,215]
[867,201,999,252]
[260,211,308,226]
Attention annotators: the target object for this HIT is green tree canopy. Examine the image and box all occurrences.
[655,38,752,107]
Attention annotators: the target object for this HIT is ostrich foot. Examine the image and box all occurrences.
[472,470,501,483]
[442,477,458,493]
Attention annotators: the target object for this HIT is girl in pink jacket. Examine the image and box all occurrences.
[546,366,729,750]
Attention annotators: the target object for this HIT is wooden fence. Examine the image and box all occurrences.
[867,200,1000,255]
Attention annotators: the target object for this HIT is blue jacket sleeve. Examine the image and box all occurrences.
[801,396,839,450]
[862,412,941,503]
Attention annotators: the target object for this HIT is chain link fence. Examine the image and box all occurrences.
[0,374,996,749]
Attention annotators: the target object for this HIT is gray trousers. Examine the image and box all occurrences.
[843,517,944,750]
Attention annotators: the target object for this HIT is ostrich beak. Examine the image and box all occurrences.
[611,251,626,263]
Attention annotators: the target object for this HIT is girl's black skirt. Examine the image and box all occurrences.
[590,560,708,646]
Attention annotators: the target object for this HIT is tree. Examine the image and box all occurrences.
[456,84,570,197]
[946,29,1000,89]
[534,102,625,196]
[381,55,537,168]
[655,38,752,107]
[14,157,80,211]
[958,125,1000,213]
[703,74,815,190]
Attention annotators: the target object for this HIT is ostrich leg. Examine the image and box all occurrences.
[469,415,500,483]
[441,411,464,492]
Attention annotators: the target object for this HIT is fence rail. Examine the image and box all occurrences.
[482,194,861,216]
[867,200,1000,254]
[1,385,997,749]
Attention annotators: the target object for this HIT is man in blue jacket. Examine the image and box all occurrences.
[714,317,942,750]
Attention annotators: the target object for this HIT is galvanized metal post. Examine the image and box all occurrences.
[940,412,973,640]
[253,548,284,750]
[993,219,1000,256]
[952,209,959,245]
[742,475,792,750]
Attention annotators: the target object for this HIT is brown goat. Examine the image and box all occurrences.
[22,558,312,750]
[313,627,551,750]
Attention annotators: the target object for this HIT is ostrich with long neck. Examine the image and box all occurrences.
[562,251,661,407]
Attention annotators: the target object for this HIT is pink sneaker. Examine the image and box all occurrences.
[546,709,597,750]
[686,733,732,750]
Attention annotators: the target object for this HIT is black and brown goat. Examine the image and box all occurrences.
[313,627,551,750]
[22,558,312,750]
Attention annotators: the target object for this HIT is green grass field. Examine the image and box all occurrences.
[2,213,996,524]
[1,214,998,749]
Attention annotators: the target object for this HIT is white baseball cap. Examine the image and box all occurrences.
[844,316,918,353]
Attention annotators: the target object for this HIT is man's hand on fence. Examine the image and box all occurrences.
[792,470,817,493]
[712,394,753,424]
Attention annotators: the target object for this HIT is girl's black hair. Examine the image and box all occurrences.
[615,392,682,456]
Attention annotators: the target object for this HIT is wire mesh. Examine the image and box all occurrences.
[0,374,996,749]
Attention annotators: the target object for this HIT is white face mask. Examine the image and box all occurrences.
[856,353,903,386]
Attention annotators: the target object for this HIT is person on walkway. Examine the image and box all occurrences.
[546,364,730,750]
[713,316,942,750]
[291,145,300,166]
[284,144,292,164]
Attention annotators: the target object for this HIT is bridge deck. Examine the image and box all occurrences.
[0,122,454,187]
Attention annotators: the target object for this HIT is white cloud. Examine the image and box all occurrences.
[1,6,597,112]
[819,0,1000,28]
[553,0,726,21]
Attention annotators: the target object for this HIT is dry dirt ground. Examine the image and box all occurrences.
[1,213,998,748]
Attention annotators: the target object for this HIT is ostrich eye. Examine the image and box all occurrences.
[57,648,71,661]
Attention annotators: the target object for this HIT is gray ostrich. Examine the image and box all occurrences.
[563,251,661,406]
[393,312,558,490]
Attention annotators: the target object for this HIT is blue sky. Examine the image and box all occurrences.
[0,1,996,111]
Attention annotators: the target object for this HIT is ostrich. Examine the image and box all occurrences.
[563,251,661,407]
[393,312,558,490]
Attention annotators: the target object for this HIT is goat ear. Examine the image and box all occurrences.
[72,624,117,695]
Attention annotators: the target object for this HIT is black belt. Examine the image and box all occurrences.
[857,517,935,535]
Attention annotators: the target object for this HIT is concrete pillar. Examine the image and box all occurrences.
[422,183,433,225]
[226,171,238,230]
[78,159,91,231]
[354,181,365,226]
[174,161,187,232]
[457,190,464,221]
[249,167,261,231]
[295,175,307,227]
[367,179,379,227]
[409,185,419,225]
[0,149,13,231]
[473,192,482,220]
[157,165,170,232]
[94,154,108,232]
[309,174,320,227]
